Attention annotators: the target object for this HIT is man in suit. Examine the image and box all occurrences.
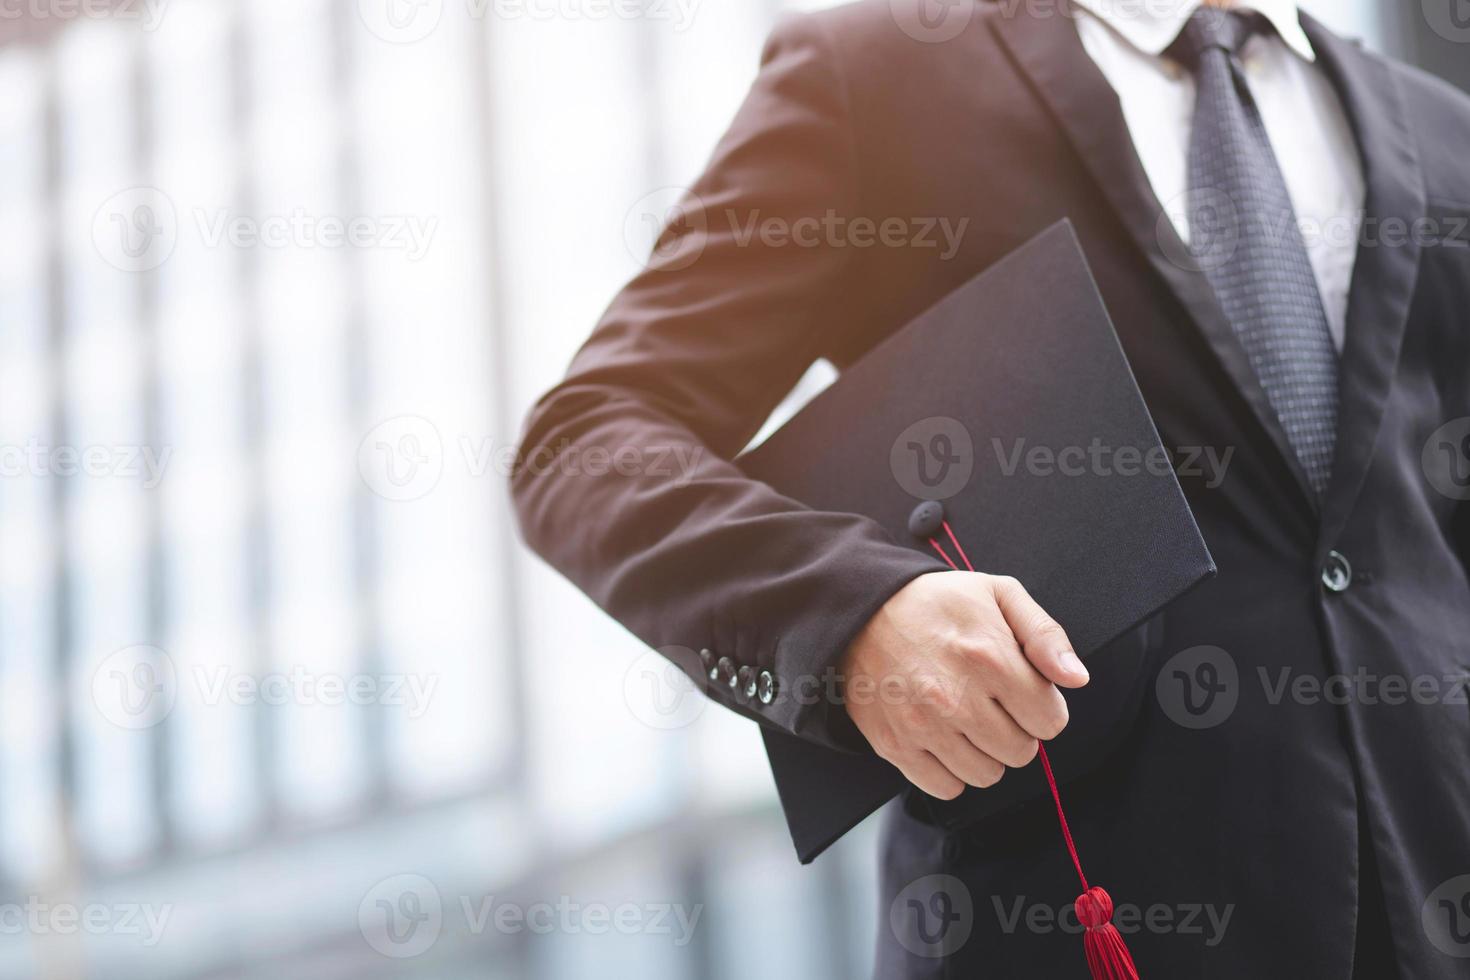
[512,0,1470,975]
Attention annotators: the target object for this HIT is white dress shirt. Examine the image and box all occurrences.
[1071,0,1365,351]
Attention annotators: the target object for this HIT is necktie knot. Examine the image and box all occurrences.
[1168,7,1267,74]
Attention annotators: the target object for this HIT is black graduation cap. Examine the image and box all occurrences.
[737,221,1214,979]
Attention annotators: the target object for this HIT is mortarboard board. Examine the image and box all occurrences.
[737,220,1215,979]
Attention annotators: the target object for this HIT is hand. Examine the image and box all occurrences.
[840,571,1090,800]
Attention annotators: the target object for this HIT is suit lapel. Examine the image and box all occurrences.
[989,5,1319,513]
[1300,15,1426,543]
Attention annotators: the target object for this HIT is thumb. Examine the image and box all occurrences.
[990,575,1090,689]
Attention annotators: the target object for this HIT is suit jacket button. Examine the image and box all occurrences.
[717,656,738,689]
[757,670,778,705]
[1322,551,1353,593]
[737,665,757,700]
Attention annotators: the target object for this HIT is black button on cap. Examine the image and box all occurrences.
[908,500,946,539]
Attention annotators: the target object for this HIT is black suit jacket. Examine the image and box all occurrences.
[512,2,1470,976]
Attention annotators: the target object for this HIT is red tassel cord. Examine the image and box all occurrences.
[929,520,1141,980]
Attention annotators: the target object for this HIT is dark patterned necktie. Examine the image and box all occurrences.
[1169,8,1340,497]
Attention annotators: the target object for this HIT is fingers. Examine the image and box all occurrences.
[956,623,1071,743]
[990,575,1090,689]
[891,750,967,801]
[930,734,1006,790]
[959,697,1040,769]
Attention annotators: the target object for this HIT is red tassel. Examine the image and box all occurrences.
[929,522,1143,978]
[1076,886,1140,980]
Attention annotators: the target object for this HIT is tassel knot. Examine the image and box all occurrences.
[1076,886,1140,980]
[1075,886,1114,930]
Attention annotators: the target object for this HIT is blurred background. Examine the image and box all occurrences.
[0,1,1463,977]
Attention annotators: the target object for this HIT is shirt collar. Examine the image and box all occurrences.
[1069,0,1317,63]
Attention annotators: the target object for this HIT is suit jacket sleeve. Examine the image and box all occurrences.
[510,14,946,750]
